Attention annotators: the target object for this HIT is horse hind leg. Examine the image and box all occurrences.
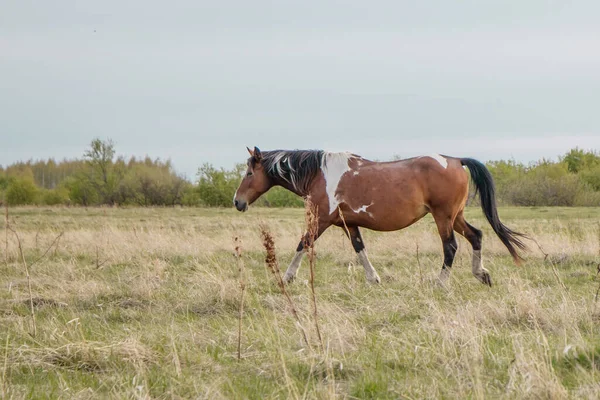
[432,212,458,285]
[454,213,492,286]
[347,226,381,284]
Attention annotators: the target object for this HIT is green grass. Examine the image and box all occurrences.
[1,206,600,399]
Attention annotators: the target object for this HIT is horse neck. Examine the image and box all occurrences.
[272,177,305,197]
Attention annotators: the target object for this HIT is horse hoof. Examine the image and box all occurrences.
[436,278,449,288]
[479,272,492,287]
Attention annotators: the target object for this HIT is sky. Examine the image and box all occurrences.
[1,1,599,179]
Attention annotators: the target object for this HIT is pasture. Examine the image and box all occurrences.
[1,206,600,399]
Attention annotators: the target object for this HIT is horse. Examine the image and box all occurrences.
[233,146,527,286]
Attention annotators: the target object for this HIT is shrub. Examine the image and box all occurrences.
[6,178,39,205]
[196,163,244,207]
[259,187,304,207]
[41,188,70,206]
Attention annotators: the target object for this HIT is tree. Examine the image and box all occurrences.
[83,138,121,204]
[562,148,600,173]
[84,138,115,184]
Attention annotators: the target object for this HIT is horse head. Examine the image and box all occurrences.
[233,146,272,212]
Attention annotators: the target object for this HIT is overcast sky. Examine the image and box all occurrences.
[1,1,599,178]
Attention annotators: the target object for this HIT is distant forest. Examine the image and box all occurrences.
[1,139,599,207]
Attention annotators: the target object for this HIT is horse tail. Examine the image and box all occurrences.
[460,158,528,264]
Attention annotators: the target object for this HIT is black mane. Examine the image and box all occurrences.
[258,150,324,195]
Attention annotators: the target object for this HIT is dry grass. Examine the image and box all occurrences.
[1,206,599,399]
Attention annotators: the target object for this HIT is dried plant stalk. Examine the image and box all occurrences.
[304,198,323,351]
[337,206,351,239]
[416,242,424,285]
[53,233,62,257]
[1,334,8,399]
[29,232,64,269]
[260,226,310,348]
[531,236,567,292]
[8,226,36,337]
[235,236,245,361]
[4,201,8,266]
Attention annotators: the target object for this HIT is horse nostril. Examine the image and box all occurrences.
[234,200,239,207]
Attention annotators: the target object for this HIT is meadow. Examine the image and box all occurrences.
[1,206,600,399]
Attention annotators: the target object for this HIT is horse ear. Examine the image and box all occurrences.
[253,146,262,161]
[246,146,254,157]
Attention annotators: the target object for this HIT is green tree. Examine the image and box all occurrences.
[562,148,600,173]
[84,138,115,184]
[83,138,121,204]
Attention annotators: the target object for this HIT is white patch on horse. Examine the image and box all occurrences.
[350,202,374,217]
[321,152,353,214]
[426,154,448,169]
[353,171,359,176]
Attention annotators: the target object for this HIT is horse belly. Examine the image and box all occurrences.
[363,201,428,231]
[339,193,428,231]
[334,166,429,231]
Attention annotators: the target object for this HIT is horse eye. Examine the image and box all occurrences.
[247,171,253,177]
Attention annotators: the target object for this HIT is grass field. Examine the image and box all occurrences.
[1,206,600,399]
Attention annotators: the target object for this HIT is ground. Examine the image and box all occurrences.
[1,206,600,399]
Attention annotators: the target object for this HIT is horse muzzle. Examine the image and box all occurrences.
[234,199,248,212]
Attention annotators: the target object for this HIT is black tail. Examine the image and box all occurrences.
[460,158,528,264]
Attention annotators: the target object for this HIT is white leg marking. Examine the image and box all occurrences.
[471,249,491,284]
[283,251,304,283]
[357,250,381,283]
[472,250,483,275]
[439,267,451,284]
[321,152,353,214]
[423,154,448,169]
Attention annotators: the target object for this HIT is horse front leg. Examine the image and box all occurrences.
[282,241,306,284]
[282,223,329,284]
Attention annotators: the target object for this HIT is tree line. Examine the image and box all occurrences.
[0,139,302,207]
[1,140,598,207]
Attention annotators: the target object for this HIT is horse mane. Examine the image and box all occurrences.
[259,150,325,195]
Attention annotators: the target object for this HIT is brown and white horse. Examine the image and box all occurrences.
[234,147,527,286]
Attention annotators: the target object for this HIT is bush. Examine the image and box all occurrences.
[5,178,39,205]
[259,187,304,207]
[63,174,99,206]
[487,156,600,207]
[196,164,243,207]
[181,186,203,206]
[579,164,600,192]
[41,188,70,206]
